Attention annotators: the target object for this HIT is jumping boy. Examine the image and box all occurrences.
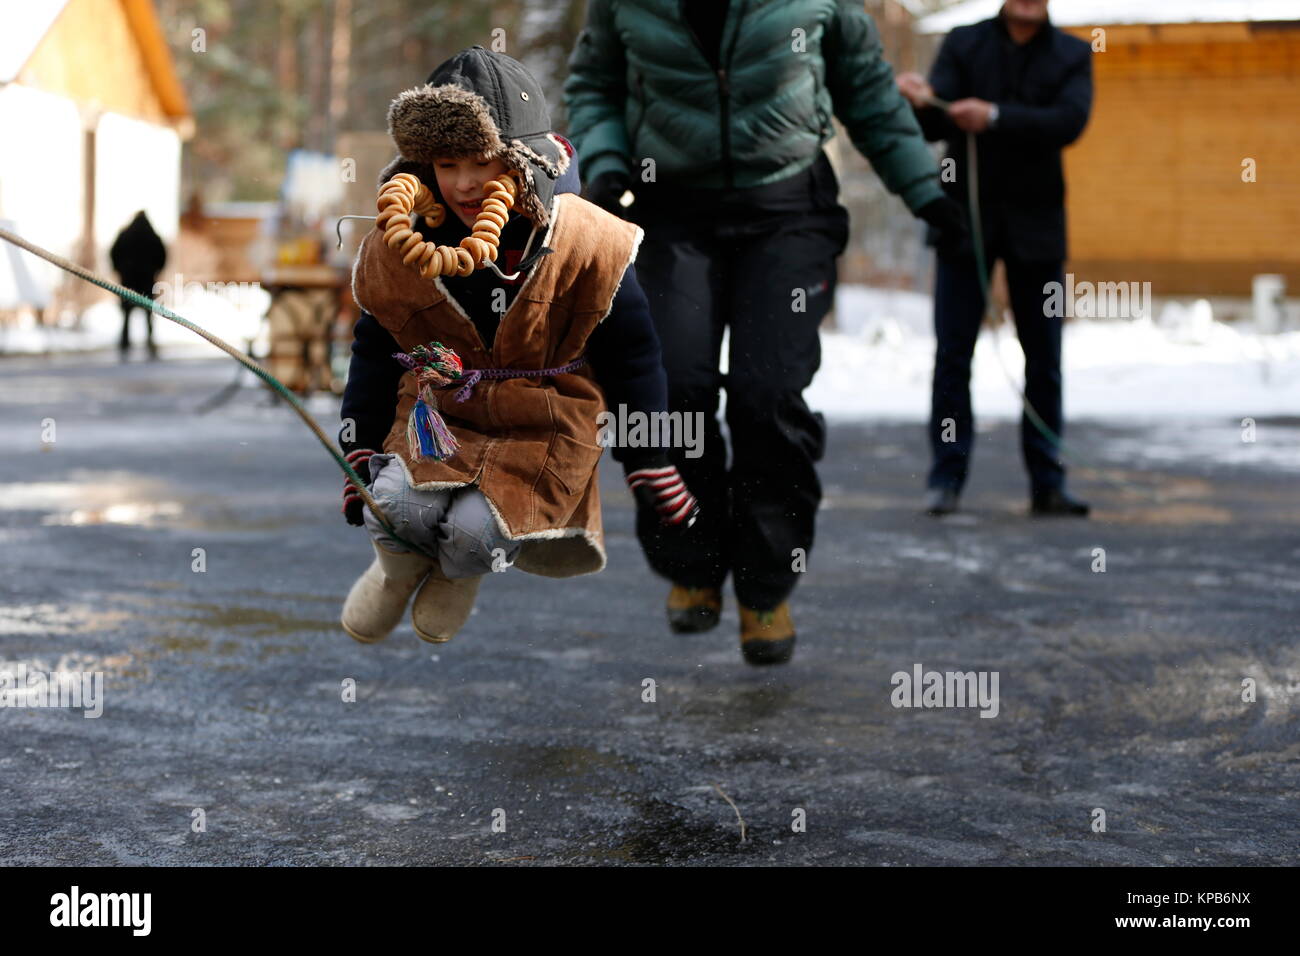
[338,46,700,646]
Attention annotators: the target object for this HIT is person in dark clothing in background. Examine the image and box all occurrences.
[565,0,964,665]
[897,0,1092,517]
[108,210,167,358]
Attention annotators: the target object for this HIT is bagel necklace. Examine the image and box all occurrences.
[375,170,530,279]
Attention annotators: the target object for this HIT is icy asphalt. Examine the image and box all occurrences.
[1,353,1296,866]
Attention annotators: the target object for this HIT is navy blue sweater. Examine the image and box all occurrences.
[340,155,668,471]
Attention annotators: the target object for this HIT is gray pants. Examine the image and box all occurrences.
[363,453,521,578]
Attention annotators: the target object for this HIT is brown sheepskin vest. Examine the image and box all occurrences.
[351,193,644,578]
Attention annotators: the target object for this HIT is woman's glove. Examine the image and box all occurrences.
[341,448,375,526]
[585,170,633,218]
[625,461,700,529]
[918,196,969,256]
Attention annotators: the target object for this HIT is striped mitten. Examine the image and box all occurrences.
[625,462,700,529]
[341,448,375,526]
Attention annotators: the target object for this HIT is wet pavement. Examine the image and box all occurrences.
[1,353,1296,865]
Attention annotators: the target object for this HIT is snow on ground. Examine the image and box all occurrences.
[810,285,1300,424]
[0,282,269,358]
[5,281,1297,438]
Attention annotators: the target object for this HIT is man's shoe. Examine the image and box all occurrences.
[410,564,482,644]
[1031,488,1090,517]
[738,603,796,666]
[667,584,722,633]
[924,486,960,515]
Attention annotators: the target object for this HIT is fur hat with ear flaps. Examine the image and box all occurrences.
[378,46,571,229]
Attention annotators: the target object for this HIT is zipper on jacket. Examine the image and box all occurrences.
[630,71,647,153]
[680,16,727,185]
[719,1,748,189]
[808,62,830,138]
[718,68,732,187]
[680,0,748,189]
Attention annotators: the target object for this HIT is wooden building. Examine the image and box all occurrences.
[0,0,192,316]
[919,0,1300,296]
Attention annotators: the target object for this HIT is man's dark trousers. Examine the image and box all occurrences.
[631,153,848,611]
[928,243,1066,495]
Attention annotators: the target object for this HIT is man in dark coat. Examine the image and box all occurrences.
[564,0,965,665]
[109,211,167,358]
[897,0,1092,516]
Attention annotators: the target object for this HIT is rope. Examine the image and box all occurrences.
[0,223,439,559]
[926,94,1072,462]
[923,96,1177,502]
[451,357,588,403]
[965,128,1074,459]
[921,97,1183,511]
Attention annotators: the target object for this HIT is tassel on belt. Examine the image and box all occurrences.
[393,342,588,462]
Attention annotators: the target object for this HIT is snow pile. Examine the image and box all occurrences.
[5,281,1297,428]
[0,282,269,357]
[810,285,1300,422]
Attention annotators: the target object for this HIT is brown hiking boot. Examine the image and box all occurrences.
[666,584,722,633]
[738,602,796,665]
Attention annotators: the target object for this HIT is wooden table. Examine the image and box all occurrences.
[261,264,347,396]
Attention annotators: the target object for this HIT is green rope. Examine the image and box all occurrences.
[923,99,1171,502]
[962,128,1072,459]
[925,95,1072,461]
[0,224,439,559]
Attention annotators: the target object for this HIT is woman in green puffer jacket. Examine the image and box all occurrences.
[564,0,965,666]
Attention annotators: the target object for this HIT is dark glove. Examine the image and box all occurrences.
[341,448,375,526]
[584,170,632,217]
[918,196,969,257]
[625,461,700,529]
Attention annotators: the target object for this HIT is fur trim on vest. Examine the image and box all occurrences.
[351,191,644,578]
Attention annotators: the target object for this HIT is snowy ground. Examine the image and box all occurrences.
[2,356,1296,866]
[0,285,269,359]
[6,283,1299,473]
[810,286,1300,424]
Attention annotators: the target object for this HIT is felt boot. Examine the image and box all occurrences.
[341,542,435,643]
[410,564,482,644]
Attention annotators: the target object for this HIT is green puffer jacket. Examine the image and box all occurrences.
[563,0,943,212]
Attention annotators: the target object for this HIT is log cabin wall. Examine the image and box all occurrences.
[1059,21,1300,296]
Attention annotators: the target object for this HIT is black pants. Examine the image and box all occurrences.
[630,153,849,610]
[119,290,156,351]
[928,249,1065,494]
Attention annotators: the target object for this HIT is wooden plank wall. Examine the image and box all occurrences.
[1061,22,1300,295]
[19,0,168,125]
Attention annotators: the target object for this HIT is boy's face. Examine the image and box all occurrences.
[434,155,511,227]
